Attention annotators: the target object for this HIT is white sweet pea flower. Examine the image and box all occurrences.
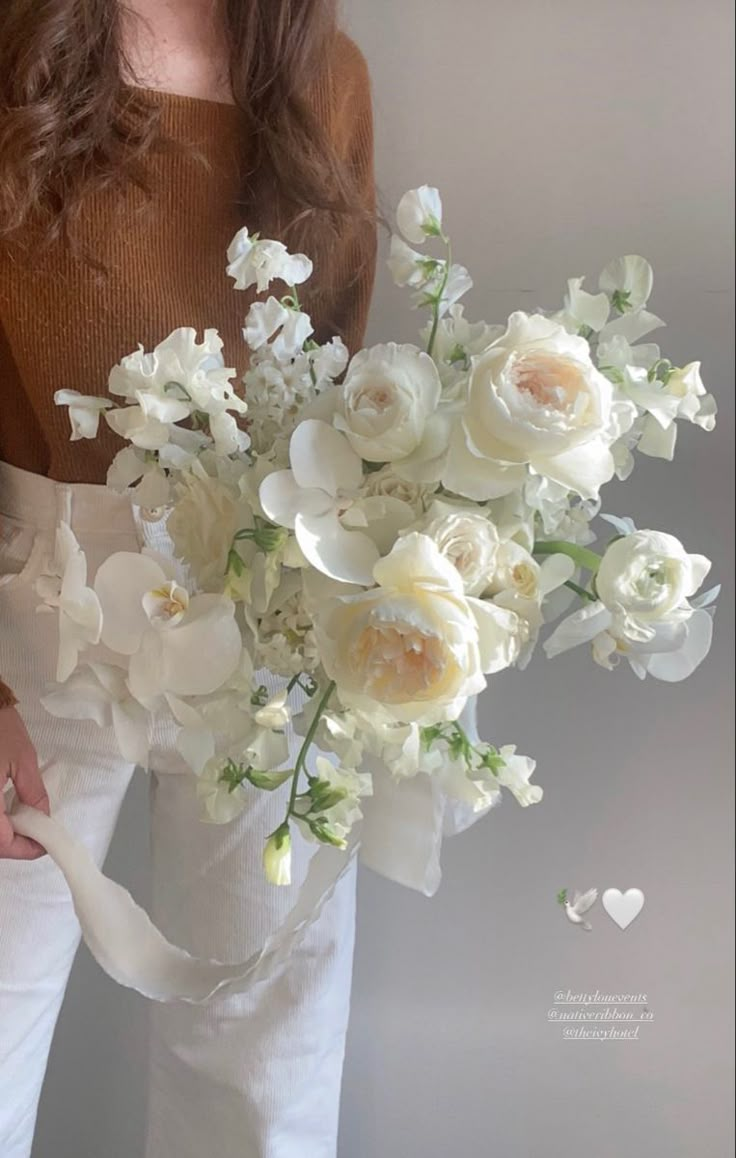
[54,390,114,440]
[93,553,242,702]
[243,297,314,362]
[599,256,654,312]
[107,329,248,456]
[544,530,715,681]
[42,663,149,766]
[629,361,717,461]
[314,533,521,725]
[443,312,635,502]
[419,500,502,596]
[35,523,103,682]
[421,304,504,392]
[294,756,373,848]
[258,419,380,585]
[254,691,290,730]
[226,228,313,293]
[334,343,442,463]
[554,277,611,334]
[197,757,250,824]
[494,747,543,806]
[387,236,434,289]
[436,265,474,318]
[263,825,292,886]
[396,186,443,245]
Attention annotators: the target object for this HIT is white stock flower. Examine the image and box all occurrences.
[93,553,242,702]
[42,663,149,766]
[226,228,313,293]
[396,186,443,245]
[419,500,502,596]
[334,343,442,463]
[258,419,380,585]
[315,533,521,725]
[35,523,103,682]
[54,390,113,441]
[443,312,634,501]
[544,530,715,681]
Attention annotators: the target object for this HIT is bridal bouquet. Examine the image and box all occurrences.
[45,186,719,887]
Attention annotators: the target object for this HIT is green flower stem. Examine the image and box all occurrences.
[533,540,603,574]
[425,239,452,361]
[284,680,335,822]
[564,579,597,603]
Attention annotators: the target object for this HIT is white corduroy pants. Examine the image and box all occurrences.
[0,461,357,1158]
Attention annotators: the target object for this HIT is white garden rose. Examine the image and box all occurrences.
[419,500,501,596]
[334,343,442,463]
[595,530,711,625]
[443,312,632,502]
[314,533,520,725]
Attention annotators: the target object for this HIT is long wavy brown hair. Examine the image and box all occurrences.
[0,0,375,268]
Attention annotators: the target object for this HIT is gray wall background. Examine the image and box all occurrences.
[34,1,734,1155]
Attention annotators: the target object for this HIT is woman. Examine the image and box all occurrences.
[0,1,377,1154]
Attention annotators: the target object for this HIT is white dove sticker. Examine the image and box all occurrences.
[560,887,598,932]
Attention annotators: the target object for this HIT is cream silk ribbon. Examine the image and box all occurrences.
[11,804,359,1004]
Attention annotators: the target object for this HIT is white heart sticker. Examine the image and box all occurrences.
[602,888,645,930]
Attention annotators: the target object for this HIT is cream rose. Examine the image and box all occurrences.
[596,531,711,624]
[420,500,501,596]
[443,312,629,502]
[314,533,520,725]
[334,343,441,463]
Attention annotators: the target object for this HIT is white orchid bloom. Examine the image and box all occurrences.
[35,523,103,682]
[226,228,313,293]
[42,663,149,766]
[258,419,380,585]
[396,186,444,245]
[54,390,114,441]
[93,553,242,703]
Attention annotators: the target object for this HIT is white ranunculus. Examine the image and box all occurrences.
[334,343,442,463]
[226,228,313,293]
[396,186,443,245]
[258,419,380,585]
[419,500,501,596]
[314,533,520,725]
[54,390,114,441]
[595,530,711,625]
[443,312,632,501]
[544,530,715,681]
[35,523,103,682]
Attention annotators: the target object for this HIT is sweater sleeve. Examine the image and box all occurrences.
[305,32,378,355]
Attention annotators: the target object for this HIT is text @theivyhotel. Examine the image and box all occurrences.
[549,990,654,1040]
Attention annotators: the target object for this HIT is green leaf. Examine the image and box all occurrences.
[557,889,568,906]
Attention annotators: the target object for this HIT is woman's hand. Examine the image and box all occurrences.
[0,707,49,859]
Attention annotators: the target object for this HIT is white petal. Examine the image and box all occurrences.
[544,603,613,658]
[295,510,379,585]
[111,699,150,766]
[160,596,243,696]
[259,470,331,529]
[637,417,677,460]
[533,440,615,500]
[442,422,526,500]
[644,610,713,682]
[95,553,167,655]
[598,309,665,345]
[289,419,362,496]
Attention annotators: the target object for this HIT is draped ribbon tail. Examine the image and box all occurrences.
[11,804,360,1005]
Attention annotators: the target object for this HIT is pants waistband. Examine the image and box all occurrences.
[0,461,140,535]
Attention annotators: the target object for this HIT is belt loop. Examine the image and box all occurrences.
[57,484,73,528]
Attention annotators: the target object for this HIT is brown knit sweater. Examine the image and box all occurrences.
[0,32,377,707]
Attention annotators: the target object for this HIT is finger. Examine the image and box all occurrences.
[0,798,47,860]
[11,753,50,816]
